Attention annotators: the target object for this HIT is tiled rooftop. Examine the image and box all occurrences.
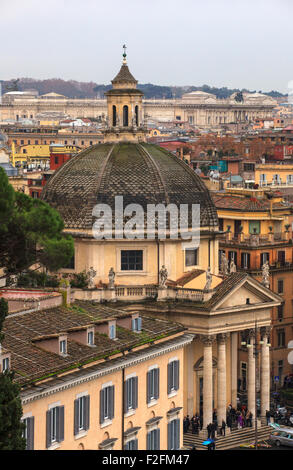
[2,300,184,386]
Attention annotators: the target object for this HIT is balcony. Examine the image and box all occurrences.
[219,231,291,246]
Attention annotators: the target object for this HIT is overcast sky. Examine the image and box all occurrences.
[1,0,292,93]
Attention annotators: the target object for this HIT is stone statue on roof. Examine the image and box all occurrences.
[204,267,212,291]
[108,267,115,289]
[230,259,236,273]
[221,252,229,275]
[262,261,270,289]
[159,265,168,288]
[87,266,97,289]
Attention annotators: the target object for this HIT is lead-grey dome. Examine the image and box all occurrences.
[41,143,218,231]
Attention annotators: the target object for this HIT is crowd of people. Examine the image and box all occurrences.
[183,404,255,438]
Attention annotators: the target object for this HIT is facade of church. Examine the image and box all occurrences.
[41,54,282,432]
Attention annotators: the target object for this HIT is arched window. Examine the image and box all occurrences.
[135,105,139,126]
[112,105,117,126]
[123,105,129,127]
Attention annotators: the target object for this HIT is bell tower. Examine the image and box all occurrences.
[104,46,146,143]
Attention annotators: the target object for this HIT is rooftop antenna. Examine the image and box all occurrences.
[122,44,127,64]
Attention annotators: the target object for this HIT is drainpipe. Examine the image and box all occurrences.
[122,366,125,450]
[157,239,160,284]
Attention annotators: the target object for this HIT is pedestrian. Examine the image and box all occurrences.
[221,419,226,436]
[266,410,271,425]
[207,422,212,439]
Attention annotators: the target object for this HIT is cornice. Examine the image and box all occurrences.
[21,333,194,405]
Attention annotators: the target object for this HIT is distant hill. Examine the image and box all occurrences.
[1,78,287,100]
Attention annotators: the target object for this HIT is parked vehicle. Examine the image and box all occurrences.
[270,426,293,447]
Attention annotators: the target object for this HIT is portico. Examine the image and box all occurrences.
[129,271,282,432]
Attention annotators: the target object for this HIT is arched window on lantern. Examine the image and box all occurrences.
[112,105,117,126]
[123,105,129,127]
[135,105,139,126]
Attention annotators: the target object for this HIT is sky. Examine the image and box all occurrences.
[1,0,293,93]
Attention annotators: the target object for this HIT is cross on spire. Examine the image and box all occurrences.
[122,44,127,64]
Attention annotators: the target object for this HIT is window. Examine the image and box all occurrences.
[277,304,284,322]
[23,417,34,450]
[124,438,138,450]
[135,105,139,126]
[168,419,180,450]
[277,330,285,347]
[2,357,10,372]
[121,250,143,271]
[35,140,38,145]
[249,221,260,235]
[132,316,142,332]
[241,253,250,269]
[278,360,284,379]
[278,251,286,266]
[260,252,270,266]
[243,163,255,171]
[109,324,116,340]
[218,218,224,231]
[112,105,117,126]
[46,406,64,448]
[124,376,138,412]
[167,360,179,394]
[147,368,159,403]
[228,251,237,266]
[278,279,284,294]
[59,339,67,355]
[123,105,129,127]
[185,248,198,267]
[74,395,90,435]
[87,330,94,345]
[147,428,160,450]
[100,385,114,423]
[54,156,59,165]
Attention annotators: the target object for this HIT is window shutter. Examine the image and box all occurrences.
[100,389,104,423]
[167,422,172,450]
[175,419,180,449]
[124,380,128,413]
[27,417,34,450]
[133,438,138,450]
[147,432,151,450]
[155,428,160,450]
[134,376,138,409]
[146,371,151,403]
[137,317,142,331]
[155,368,160,399]
[109,386,115,420]
[124,441,129,450]
[74,399,79,435]
[175,361,179,390]
[46,410,51,448]
[85,395,90,431]
[167,363,172,394]
[57,406,64,442]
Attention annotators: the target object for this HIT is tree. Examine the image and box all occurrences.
[0,167,74,280]
[0,298,26,450]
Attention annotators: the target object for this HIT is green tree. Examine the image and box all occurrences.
[0,167,74,280]
[0,298,26,450]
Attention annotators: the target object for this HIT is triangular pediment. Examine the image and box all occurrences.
[209,273,282,312]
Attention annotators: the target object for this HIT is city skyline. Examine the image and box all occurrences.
[1,0,292,93]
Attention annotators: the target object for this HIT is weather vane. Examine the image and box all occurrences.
[123,44,127,63]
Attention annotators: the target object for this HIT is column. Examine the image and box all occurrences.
[202,335,215,429]
[217,333,228,425]
[247,331,256,421]
[260,327,271,421]
[231,332,238,408]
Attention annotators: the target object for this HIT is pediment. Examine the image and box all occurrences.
[209,275,282,312]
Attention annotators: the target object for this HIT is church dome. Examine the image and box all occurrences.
[41,142,218,231]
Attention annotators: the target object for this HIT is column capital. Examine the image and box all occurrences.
[217,332,230,344]
[260,326,272,337]
[200,334,216,347]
